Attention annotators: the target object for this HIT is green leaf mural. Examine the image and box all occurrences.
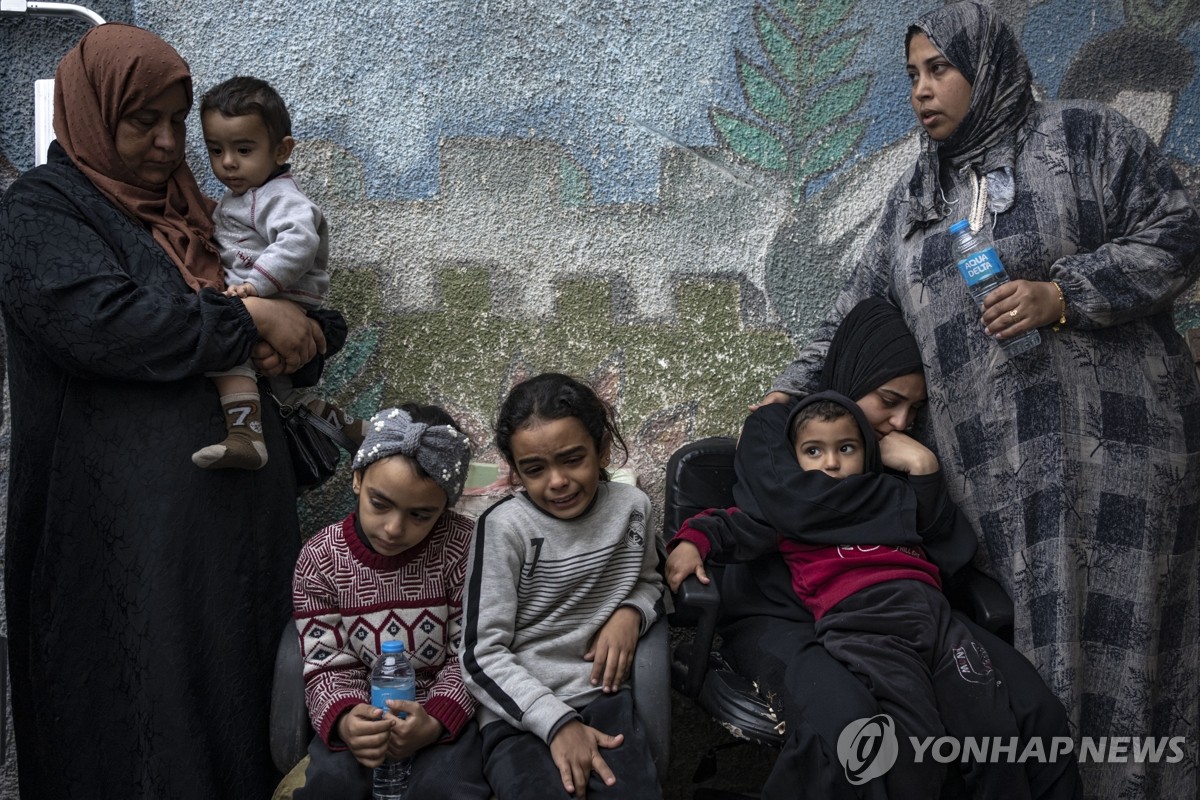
[710,108,788,171]
[799,119,867,180]
[794,75,869,140]
[806,31,865,86]
[712,0,870,206]
[738,57,792,123]
[755,6,801,82]
[1123,0,1195,36]
[320,325,380,397]
[803,0,856,39]
[775,0,805,28]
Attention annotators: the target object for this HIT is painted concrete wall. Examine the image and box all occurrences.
[2,0,1200,795]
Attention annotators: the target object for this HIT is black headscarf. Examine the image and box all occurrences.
[818,297,924,400]
[904,0,1034,233]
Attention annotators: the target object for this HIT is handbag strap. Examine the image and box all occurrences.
[266,388,360,454]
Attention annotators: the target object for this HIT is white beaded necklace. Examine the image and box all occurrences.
[967,169,989,233]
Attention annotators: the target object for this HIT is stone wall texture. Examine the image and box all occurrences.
[2,0,1200,796]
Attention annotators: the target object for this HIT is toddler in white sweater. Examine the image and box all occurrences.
[191,76,362,470]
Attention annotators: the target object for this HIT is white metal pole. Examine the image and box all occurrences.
[1,0,106,164]
[0,0,106,27]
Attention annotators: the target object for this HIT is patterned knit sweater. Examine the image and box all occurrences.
[293,510,477,746]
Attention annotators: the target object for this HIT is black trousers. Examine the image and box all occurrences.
[720,566,1080,800]
[480,689,661,800]
[817,581,1029,800]
[293,718,491,800]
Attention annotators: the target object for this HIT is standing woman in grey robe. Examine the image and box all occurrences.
[765,2,1200,797]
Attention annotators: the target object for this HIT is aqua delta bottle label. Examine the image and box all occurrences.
[956,247,1003,288]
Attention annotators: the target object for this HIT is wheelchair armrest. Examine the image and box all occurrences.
[670,575,721,699]
[632,615,670,780]
[270,621,313,774]
[949,566,1014,638]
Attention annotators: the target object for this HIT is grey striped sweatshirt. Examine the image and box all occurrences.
[461,481,664,743]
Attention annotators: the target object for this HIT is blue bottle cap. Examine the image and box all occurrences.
[381,640,405,654]
[949,219,970,234]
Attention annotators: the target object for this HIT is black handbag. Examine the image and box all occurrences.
[268,389,358,492]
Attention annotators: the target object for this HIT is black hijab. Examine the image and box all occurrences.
[904,0,1034,233]
[819,297,924,400]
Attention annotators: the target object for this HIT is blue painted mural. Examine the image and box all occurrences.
[2,1,1200,793]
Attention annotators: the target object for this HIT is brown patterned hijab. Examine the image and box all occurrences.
[53,23,222,292]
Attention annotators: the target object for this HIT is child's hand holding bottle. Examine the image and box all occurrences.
[335,702,395,768]
[382,698,445,760]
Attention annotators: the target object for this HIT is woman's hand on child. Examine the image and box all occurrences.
[584,606,640,692]
[383,699,445,759]
[549,719,623,799]
[750,390,793,411]
[336,703,394,768]
[665,541,709,592]
[878,431,939,476]
[243,297,326,375]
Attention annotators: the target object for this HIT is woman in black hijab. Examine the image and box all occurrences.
[720,298,1079,799]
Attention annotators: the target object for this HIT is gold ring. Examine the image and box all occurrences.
[1009,308,1020,319]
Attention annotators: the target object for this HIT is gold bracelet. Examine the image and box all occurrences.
[1051,281,1067,332]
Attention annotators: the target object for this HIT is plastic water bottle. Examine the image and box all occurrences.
[949,219,1040,356]
[370,639,416,800]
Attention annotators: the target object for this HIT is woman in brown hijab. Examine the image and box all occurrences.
[0,24,340,799]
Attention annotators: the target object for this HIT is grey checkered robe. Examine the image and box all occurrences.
[773,7,1199,797]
